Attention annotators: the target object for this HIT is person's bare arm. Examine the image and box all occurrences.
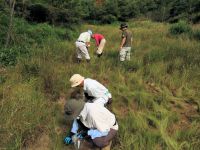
[86,42,90,47]
[120,37,126,50]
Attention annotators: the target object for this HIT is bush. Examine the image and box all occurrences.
[101,14,117,24]
[0,75,6,84]
[0,45,31,66]
[169,20,192,35]
[0,47,18,66]
[193,29,200,40]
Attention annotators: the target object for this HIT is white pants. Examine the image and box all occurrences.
[119,47,131,61]
[75,41,90,60]
[96,39,106,54]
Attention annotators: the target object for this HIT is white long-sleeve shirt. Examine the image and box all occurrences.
[79,103,118,133]
[83,78,112,105]
[77,32,91,43]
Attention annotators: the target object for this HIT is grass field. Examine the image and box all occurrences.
[0,19,200,150]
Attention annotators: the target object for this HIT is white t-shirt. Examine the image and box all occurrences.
[77,32,91,43]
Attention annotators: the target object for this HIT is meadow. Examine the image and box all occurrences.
[0,17,200,150]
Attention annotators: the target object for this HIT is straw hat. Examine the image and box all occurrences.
[70,74,85,87]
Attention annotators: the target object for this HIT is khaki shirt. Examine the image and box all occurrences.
[121,30,132,47]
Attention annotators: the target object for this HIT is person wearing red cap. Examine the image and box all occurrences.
[91,33,106,57]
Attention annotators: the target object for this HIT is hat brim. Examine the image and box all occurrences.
[71,77,84,87]
[120,26,128,30]
[71,81,82,87]
[64,99,85,121]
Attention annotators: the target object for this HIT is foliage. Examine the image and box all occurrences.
[169,20,192,35]
[0,13,75,66]
[12,0,200,24]
[193,29,200,41]
[1,10,200,150]
[0,47,19,66]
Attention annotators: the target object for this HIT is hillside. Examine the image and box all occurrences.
[0,17,200,149]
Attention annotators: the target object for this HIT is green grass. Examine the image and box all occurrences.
[0,18,200,149]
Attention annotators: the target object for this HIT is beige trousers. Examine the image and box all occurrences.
[75,41,90,60]
[119,47,131,61]
[96,39,106,54]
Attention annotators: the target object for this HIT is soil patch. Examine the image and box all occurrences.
[23,133,51,150]
[168,99,199,134]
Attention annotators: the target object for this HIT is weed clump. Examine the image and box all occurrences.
[169,21,192,35]
[193,29,200,40]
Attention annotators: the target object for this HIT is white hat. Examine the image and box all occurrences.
[88,30,92,35]
[70,74,85,87]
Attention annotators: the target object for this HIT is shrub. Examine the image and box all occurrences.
[20,60,40,78]
[169,20,192,35]
[101,14,117,24]
[0,75,6,84]
[0,47,18,66]
[193,29,200,40]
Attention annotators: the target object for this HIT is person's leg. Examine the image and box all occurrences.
[119,47,126,62]
[97,39,106,57]
[75,42,83,63]
[79,45,90,61]
[125,47,131,61]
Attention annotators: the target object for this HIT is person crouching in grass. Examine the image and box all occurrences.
[91,33,106,58]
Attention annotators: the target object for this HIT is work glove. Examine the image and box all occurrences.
[64,136,72,144]
[77,133,84,139]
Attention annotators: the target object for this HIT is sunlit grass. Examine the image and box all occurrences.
[0,20,200,149]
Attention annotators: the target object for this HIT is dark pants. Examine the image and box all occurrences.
[92,129,117,148]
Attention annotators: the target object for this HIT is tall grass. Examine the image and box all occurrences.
[0,19,200,149]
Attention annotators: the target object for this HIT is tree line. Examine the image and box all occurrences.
[1,0,200,25]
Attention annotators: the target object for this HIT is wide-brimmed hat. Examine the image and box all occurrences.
[70,74,85,87]
[64,98,85,121]
[120,23,128,30]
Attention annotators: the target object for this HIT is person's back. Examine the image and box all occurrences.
[92,33,106,57]
[119,23,133,62]
[78,32,91,43]
[122,30,132,47]
[80,103,116,132]
[92,34,104,45]
[84,78,111,105]
[79,102,118,149]
[75,30,92,63]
